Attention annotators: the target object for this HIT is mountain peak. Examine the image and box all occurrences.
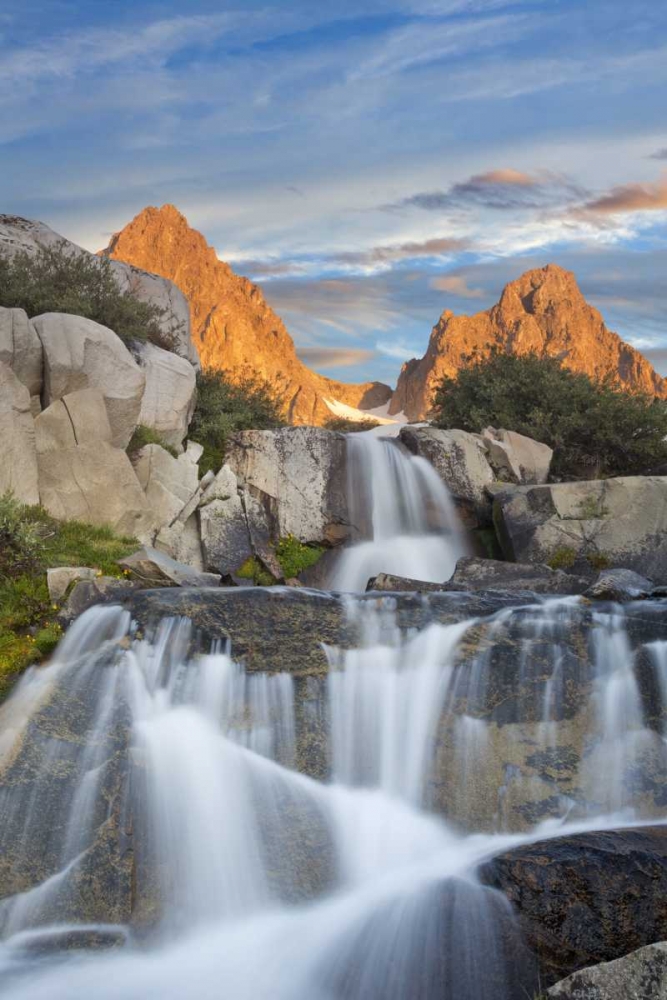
[390,264,666,420]
[103,205,391,424]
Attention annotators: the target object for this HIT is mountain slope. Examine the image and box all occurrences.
[103,205,391,425]
[390,264,666,420]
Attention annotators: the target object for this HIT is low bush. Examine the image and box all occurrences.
[276,535,325,579]
[0,241,177,349]
[189,368,286,476]
[0,495,136,696]
[431,351,667,480]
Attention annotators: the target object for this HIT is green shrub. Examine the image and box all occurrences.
[431,351,667,480]
[189,368,286,476]
[0,495,137,696]
[0,240,177,350]
[276,535,325,578]
[0,494,45,579]
[127,424,178,460]
[324,416,381,433]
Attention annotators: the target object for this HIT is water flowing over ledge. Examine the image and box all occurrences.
[0,590,666,1000]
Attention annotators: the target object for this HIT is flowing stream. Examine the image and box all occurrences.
[0,431,666,998]
[327,432,468,592]
[0,594,666,999]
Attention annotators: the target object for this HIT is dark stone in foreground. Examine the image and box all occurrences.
[584,567,653,603]
[548,941,667,999]
[366,558,589,595]
[479,826,667,986]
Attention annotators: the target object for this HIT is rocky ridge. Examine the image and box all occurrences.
[102,205,391,425]
[390,264,667,420]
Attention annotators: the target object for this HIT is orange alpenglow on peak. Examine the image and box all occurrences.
[102,205,391,425]
[389,263,667,420]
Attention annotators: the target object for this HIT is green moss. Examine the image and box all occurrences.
[547,546,577,570]
[276,535,325,579]
[236,557,277,587]
[126,425,178,460]
[587,551,611,570]
[577,495,609,519]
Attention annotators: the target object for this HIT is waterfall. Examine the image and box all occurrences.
[328,432,468,592]
[1,595,666,999]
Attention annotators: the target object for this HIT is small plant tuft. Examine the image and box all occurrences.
[547,547,577,570]
[276,535,325,578]
[127,425,179,460]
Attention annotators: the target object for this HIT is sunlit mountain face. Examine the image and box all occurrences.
[3,0,667,385]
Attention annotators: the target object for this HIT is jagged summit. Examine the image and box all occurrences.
[103,205,391,425]
[390,263,666,420]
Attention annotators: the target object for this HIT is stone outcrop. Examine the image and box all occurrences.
[400,426,494,527]
[391,264,667,420]
[225,427,349,545]
[132,441,201,530]
[480,827,667,986]
[135,341,197,450]
[493,477,667,583]
[584,567,654,603]
[548,941,667,999]
[102,204,391,425]
[0,360,40,505]
[118,546,220,588]
[482,426,552,485]
[46,566,98,604]
[399,424,550,528]
[448,556,589,594]
[35,389,154,540]
[32,313,146,449]
[0,306,42,401]
[0,214,197,367]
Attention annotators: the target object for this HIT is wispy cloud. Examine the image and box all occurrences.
[297,346,375,367]
[649,148,667,161]
[579,174,667,215]
[375,339,418,361]
[387,169,587,212]
[430,274,485,297]
[335,236,467,269]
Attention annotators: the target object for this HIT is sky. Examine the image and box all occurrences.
[2,0,667,387]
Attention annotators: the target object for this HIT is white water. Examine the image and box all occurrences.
[328,433,468,592]
[0,596,666,999]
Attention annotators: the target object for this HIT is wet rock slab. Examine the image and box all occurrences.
[479,826,667,986]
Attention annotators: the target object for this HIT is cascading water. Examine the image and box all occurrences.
[1,592,666,1000]
[328,431,468,591]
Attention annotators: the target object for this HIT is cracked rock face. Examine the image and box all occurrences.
[390,264,667,420]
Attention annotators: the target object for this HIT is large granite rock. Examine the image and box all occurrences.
[548,941,667,999]
[480,827,667,986]
[399,426,494,528]
[118,546,220,588]
[135,341,197,449]
[448,556,589,594]
[482,426,552,485]
[36,392,153,540]
[132,442,200,531]
[0,214,198,368]
[0,361,40,505]
[32,312,145,449]
[34,387,113,451]
[494,477,667,583]
[225,427,349,545]
[0,306,42,399]
[585,568,654,603]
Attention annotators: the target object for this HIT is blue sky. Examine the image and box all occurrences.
[2,0,667,386]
